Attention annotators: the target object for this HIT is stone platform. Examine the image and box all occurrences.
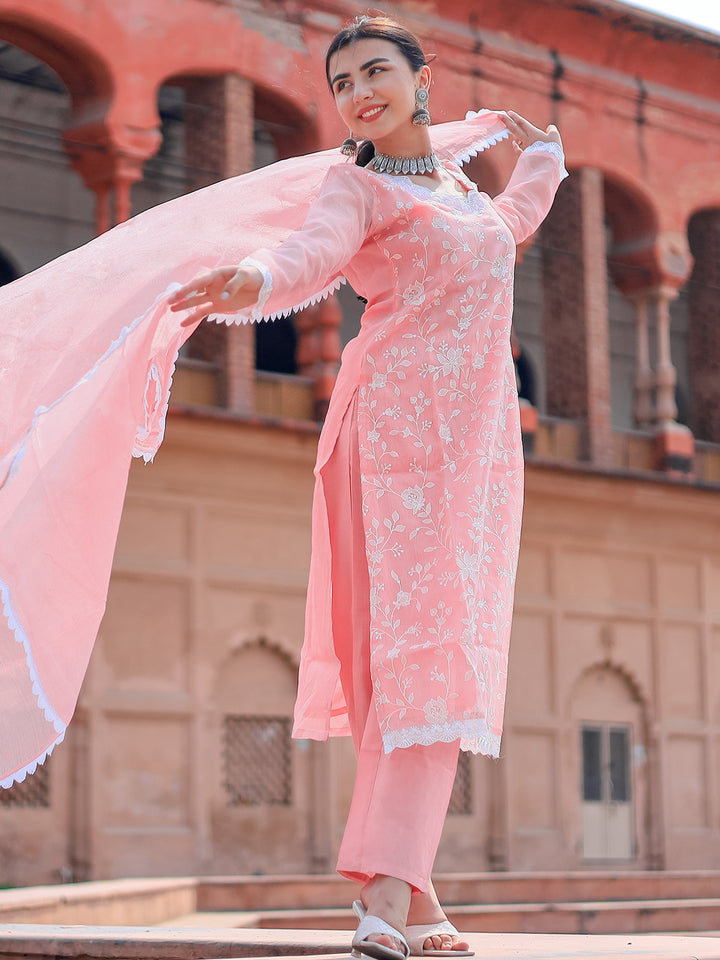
[1,925,720,960]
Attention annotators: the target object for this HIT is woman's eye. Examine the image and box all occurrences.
[369,66,384,76]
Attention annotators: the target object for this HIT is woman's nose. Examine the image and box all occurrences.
[353,78,372,101]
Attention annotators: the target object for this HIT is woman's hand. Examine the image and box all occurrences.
[168,264,264,327]
[502,111,562,154]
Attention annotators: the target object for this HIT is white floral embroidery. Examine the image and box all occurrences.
[354,170,525,756]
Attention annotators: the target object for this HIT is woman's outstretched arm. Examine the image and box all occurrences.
[491,112,568,244]
[169,163,375,327]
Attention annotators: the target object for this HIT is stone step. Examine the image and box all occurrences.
[197,872,720,912]
[2,925,720,960]
[2,924,720,960]
[233,898,720,936]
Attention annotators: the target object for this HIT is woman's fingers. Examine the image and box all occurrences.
[174,291,213,310]
[502,111,563,148]
[168,273,217,306]
[169,264,262,326]
[545,123,562,145]
[222,266,263,301]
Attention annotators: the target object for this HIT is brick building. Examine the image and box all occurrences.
[1,0,719,884]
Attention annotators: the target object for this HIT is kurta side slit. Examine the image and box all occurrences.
[325,393,460,892]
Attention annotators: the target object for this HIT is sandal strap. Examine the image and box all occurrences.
[405,919,461,954]
[406,920,459,940]
[354,915,410,958]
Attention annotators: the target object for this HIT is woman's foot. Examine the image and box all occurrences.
[406,883,471,954]
[358,875,411,955]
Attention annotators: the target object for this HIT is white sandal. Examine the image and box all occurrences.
[352,900,410,960]
[405,920,474,957]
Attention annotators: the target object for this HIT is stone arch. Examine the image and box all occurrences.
[226,632,300,671]
[0,39,99,269]
[568,659,649,717]
[0,13,162,232]
[0,15,112,113]
[215,634,298,716]
[600,174,689,430]
[207,635,308,874]
[686,208,720,442]
[253,82,320,159]
[166,69,318,393]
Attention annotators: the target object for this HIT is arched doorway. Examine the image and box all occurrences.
[569,664,650,866]
[207,638,312,873]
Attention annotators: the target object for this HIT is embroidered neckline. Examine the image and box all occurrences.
[371,163,484,214]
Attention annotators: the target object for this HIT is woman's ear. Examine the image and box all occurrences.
[419,64,432,90]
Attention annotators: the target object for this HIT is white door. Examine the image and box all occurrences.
[581,724,634,860]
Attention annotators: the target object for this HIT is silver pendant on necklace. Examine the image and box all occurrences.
[371,152,441,175]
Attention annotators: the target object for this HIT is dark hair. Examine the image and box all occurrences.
[326,16,429,167]
[325,16,428,90]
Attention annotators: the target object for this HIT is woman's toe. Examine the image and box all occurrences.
[368,933,404,952]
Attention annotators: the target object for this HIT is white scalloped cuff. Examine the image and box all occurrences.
[524,140,569,179]
[239,256,273,321]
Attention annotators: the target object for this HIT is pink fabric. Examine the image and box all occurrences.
[0,109,556,787]
[324,395,459,892]
[268,145,568,756]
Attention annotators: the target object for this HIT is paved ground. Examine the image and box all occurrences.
[1,925,720,960]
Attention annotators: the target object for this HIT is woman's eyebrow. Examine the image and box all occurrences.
[331,58,392,86]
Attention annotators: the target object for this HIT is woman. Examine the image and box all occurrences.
[169,15,566,960]
[0,13,564,956]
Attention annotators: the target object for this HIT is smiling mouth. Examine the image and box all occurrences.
[358,105,387,122]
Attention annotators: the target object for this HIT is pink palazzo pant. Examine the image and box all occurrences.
[324,394,460,894]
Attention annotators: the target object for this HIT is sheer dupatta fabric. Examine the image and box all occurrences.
[0,110,509,788]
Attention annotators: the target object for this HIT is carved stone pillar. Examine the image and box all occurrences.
[613,227,693,473]
[653,287,679,426]
[687,210,720,444]
[541,168,613,465]
[624,285,694,474]
[185,75,255,414]
[631,295,654,429]
[64,122,161,234]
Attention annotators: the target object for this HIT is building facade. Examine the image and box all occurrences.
[1,0,720,884]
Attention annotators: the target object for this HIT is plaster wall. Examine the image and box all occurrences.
[4,416,718,882]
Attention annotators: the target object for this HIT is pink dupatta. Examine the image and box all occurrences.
[0,110,509,787]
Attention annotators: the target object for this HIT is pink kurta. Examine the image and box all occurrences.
[0,110,563,787]
[250,141,567,756]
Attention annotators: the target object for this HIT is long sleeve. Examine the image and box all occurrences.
[490,141,568,244]
[237,164,376,322]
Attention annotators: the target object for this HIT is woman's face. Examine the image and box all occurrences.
[328,37,430,142]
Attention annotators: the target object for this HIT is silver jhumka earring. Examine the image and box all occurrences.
[341,130,358,156]
[412,88,431,126]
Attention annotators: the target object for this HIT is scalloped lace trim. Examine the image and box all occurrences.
[0,736,63,790]
[524,140,569,179]
[212,274,348,325]
[0,578,66,789]
[454,112,511,165]
[382,719,501,758]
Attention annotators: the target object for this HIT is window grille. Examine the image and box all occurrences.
[0,761,50,808]
[223,715,292,806]
[448,750,473,815]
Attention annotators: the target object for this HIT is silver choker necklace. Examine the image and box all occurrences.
[371,151,441,175]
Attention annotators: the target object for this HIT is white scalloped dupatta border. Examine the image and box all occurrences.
[0,579,66,789]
